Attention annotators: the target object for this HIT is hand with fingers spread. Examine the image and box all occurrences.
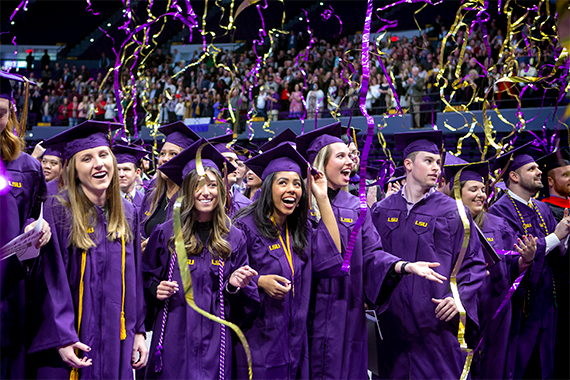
[156,280,179,300]
[57,341,93,368]
[229,265,258,289]
[402,262,447,284]
[131,333,148,370]
[515,234,538,271]
[431,297,458,322]
[25,220,52,248]
[257,275,291,300]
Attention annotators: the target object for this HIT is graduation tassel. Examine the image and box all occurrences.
[120,236,127,340]
[70,250,87,380]
[154,345,164,373]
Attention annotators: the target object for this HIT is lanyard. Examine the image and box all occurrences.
[270,216,294,279]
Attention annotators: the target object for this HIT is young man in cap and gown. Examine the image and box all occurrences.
[370,130,486,379]
[113,143,148,212]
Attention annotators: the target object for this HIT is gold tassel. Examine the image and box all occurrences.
[70,250,87,380]
[120,236,126,340]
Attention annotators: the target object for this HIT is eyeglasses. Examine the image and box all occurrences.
[349,151,360,158]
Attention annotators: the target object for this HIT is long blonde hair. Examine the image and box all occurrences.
[57,150,132,250]
[168,168,232,260]
[1,105,24,162]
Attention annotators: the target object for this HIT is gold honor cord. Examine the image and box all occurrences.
[452,168,474,380]
[173,199,253,379]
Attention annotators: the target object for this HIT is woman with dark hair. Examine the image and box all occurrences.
[28,120,147,379]
[295,122,447,379]
[0,71,50,379]
[140,121,199,241]
[233,142,343,379]
[143,138,258,379]
[444,161,537,380]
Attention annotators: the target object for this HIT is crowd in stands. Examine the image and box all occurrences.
[10,12,563,130]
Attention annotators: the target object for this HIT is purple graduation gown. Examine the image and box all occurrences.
[228,188,251,218]
[46,178,60,196]
[489,194,559,379]
[472,213,520,380]
[308,189,401,380]
[143,220,259,379]
[370,190,486,379]
[0,152,46,379]
[29,194,146,379]
[233,213,345,380]
[139,188,177,239]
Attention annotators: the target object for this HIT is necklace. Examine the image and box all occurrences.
[270,216,295,297]
[506,193,557,312]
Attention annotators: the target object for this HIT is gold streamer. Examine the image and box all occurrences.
[452,167,474,379]
[173,198,253,380]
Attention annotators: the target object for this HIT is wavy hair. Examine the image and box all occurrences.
[168,167,232,260]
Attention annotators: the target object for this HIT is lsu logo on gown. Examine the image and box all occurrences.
[414,220,428,227]
[87,227,94,233]
[387,217,398,223]
[523,223,532,229]
[487,237,494,242]
[340,217,353,223]
[9,181,22,188]
[187,259,194,265]
[211,259,220,266]
[269,244,281,251]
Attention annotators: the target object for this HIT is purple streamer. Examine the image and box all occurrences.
[492,268,527,320]
[85,0,100,16]
[341,0,374,272]
[218,260,226,380]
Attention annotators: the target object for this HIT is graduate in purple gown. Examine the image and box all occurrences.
[140,121,199,240]
[370,130,486,379]
[488,144,570,379]
[41,147,64,196]
[233,142,344,379]
[113,143,147,211]
[296,122,447,379]
[142,138,258,379]
[28,121,148,379]
[444,161,537,379]
[208,134,252,218]
[0,71,50,379]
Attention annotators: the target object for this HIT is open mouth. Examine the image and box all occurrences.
[92,171,108,180]
[282,196,297,208]
[199,199,213,205]
[341,168,351,181]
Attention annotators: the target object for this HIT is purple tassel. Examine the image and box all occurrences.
[154,345,163,373]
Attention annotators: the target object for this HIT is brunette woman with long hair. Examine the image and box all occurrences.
[28,121,148,379]
[232,142,343,379]
[143,139,257,379]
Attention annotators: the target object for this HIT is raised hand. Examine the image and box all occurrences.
[310,169,328,200]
